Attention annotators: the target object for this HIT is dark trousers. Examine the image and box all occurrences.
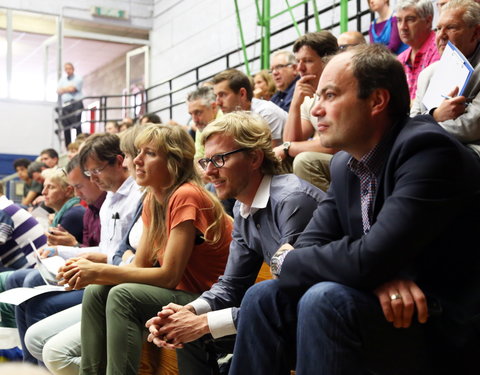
[59,100,84,146]
[229,279,438,375]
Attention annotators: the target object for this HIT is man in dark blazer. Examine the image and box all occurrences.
[228,44,480,375]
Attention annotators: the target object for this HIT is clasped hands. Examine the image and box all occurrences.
[145,303,209,350]
[56,257,100,290]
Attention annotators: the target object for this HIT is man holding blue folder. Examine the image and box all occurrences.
[411,0,480,157]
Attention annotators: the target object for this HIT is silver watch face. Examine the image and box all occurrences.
[270,257,280,276]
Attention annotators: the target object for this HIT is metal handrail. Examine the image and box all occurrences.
[54,0,371,141]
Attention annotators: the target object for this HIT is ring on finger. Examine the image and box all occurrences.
[390,293,402,301]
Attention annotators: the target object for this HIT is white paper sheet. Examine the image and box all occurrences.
[0,285,66,306]
[422,41,474,111]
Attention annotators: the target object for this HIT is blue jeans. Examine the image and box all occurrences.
[6,268,45,289]
[15,290,84,363]
[229,279,432,375]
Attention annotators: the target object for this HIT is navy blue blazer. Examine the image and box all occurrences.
[280,115,480,326]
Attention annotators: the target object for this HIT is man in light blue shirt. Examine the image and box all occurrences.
[57,62,84,146]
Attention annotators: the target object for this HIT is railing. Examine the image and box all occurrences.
[54,0,371,142]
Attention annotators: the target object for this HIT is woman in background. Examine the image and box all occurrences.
[368,0,408,54]
[253,70,276,100]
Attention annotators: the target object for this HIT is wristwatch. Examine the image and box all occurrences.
[282,141,291,157]
[270,247,292,277]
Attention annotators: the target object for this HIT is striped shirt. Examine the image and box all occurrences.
[0,196,47,269]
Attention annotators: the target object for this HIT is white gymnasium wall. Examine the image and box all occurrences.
[0,98,60,154]
[0,0,153,29]
[0,0,376,152]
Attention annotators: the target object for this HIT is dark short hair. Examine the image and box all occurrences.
[13,158,32,170]
[65,154,81,174]
[27,161,47,179]
[40,148,59,159]
[350,44,410,119]
[212,69,254,102]
[140,113,162,124]
[293,31,339,59]
[78,133,123,171]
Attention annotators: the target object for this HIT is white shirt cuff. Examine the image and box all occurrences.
[207,308,237,339]
[188,298,212,315]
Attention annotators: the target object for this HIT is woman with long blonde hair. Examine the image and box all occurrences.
[60,123,232,375]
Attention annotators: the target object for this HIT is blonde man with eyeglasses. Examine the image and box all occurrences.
[145,112,325,373]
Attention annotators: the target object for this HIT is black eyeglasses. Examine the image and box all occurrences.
[198,148,248,170]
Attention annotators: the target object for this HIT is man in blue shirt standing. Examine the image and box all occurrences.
[57,62,84,147]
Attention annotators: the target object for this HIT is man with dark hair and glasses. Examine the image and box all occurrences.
[145,112,325,373]
[77,133,142,263]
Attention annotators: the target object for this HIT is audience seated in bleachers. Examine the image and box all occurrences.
[23,127,144,374]
[145,112,325,374]
[411,0,480,158]
[31,124,232,375]
[5,133,142,365]
[227,43,480,375]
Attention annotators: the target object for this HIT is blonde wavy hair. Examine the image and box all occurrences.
[134,123,229,263]
[201,111,281,175]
